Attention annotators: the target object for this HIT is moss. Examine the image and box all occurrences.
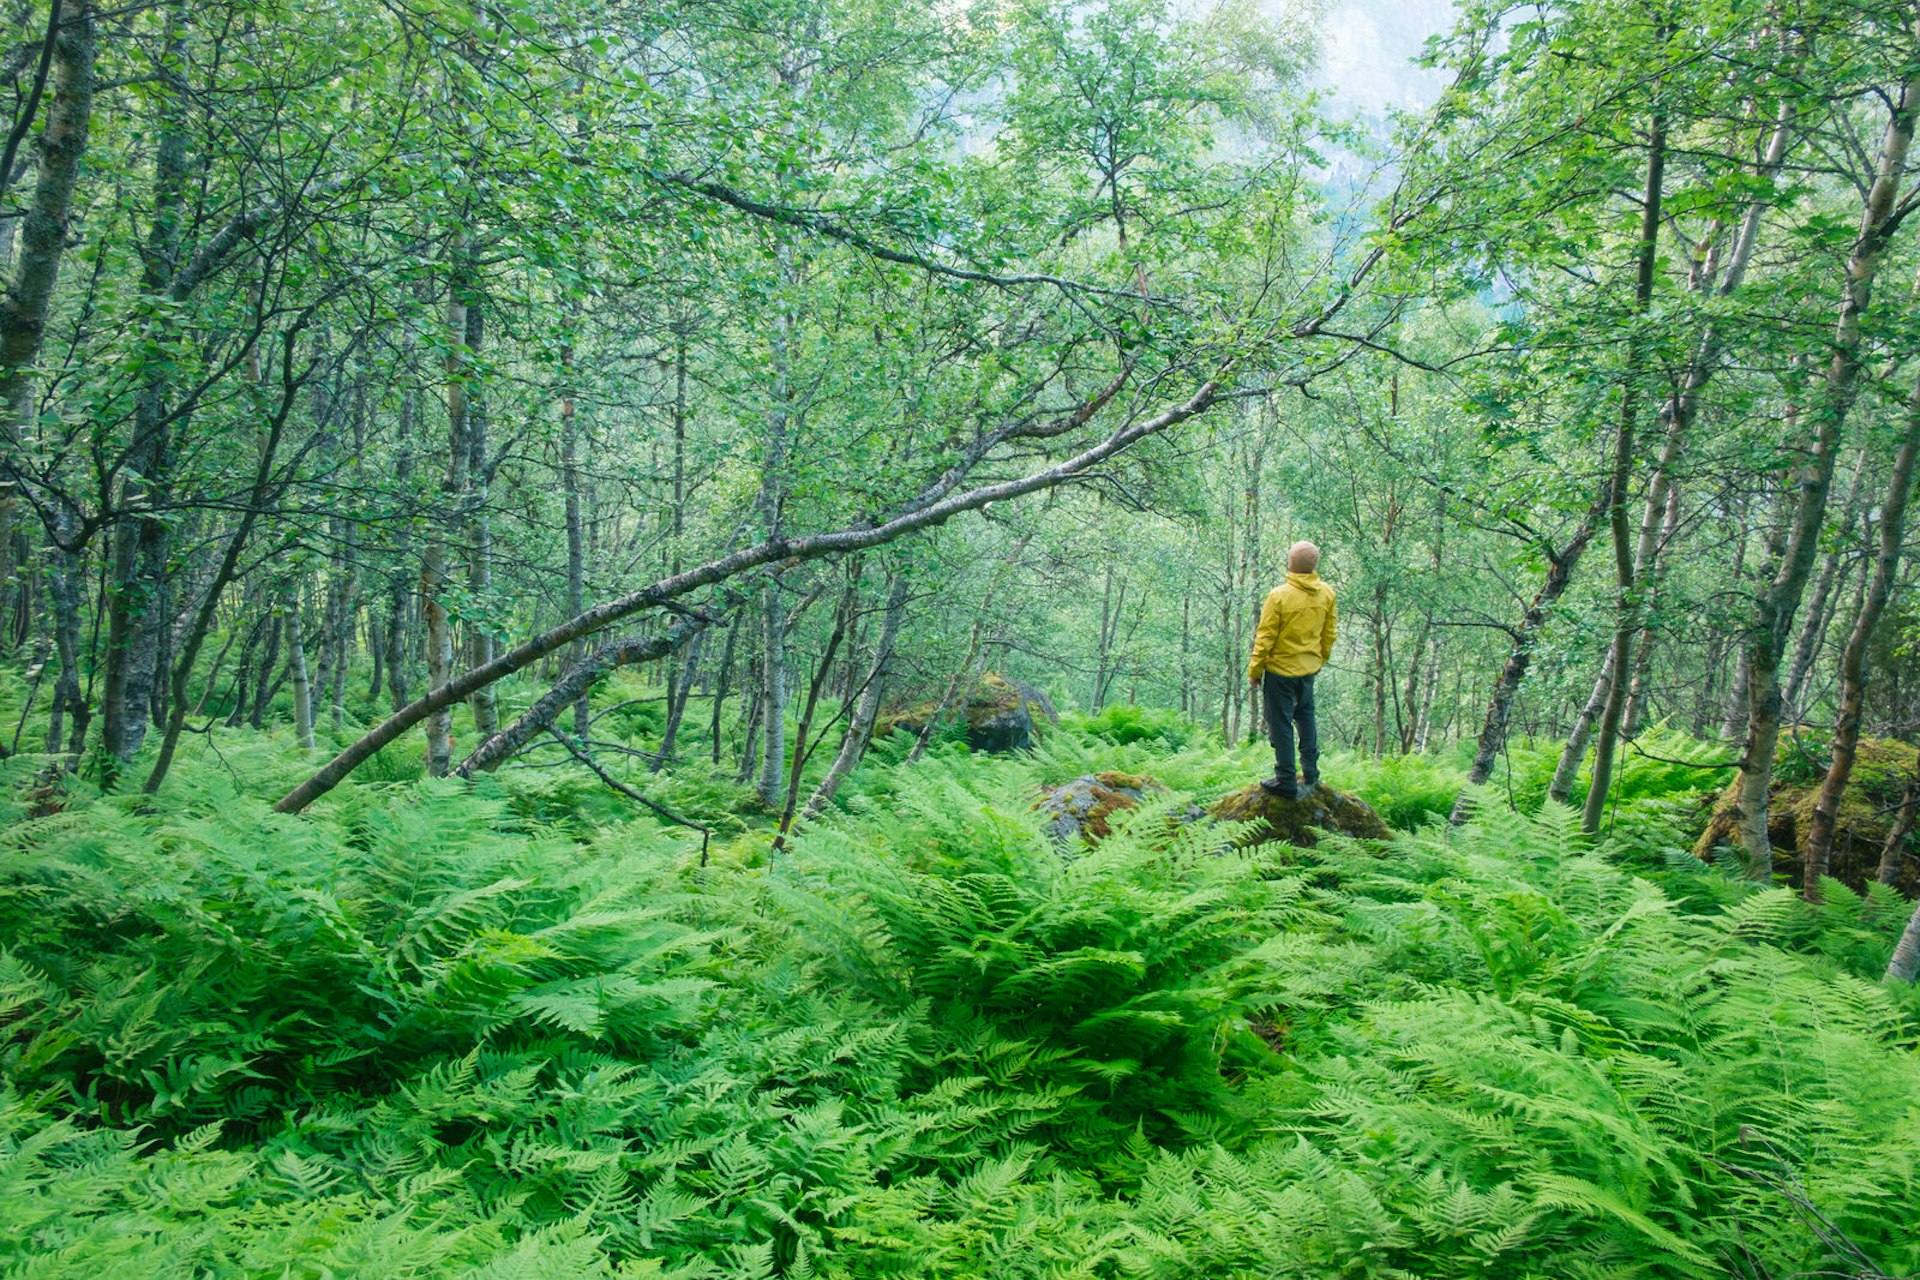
[1208,783,1392,849]
[1035,771,1167,844]
[1692,735,1918,891]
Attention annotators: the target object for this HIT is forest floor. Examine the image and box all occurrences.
[2,697,1918,1278]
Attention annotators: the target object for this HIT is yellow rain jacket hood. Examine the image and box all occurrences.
[1247,571,1337,679]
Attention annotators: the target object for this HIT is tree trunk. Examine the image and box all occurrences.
[805,572,908,818]
[422,249,473,776]
[143,325,301,792]
[1449,494,1608,826]
[654,632,703,768]
[0,0,92,485]
[248,605,282,731]
[1582,112,1667,835]
[772,568,858,850]
[1801,377,1920,897]
[1621,476,1684,739]
[1725,71,1919,879]
[1887,892,1920,983]
[1875,772,1919,887]
[659,324,690,730]
[43,514,85,758]
[99,1,191,769]
[288,584,314,751]
[1549,645,1615,806]
[710,609,743,767]
[3,2,92,762]
[559,339,589,739]
[1783,450,1869,715]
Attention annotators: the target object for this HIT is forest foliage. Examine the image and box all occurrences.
[3,718,1919,1278]
[4,0,1920,1272]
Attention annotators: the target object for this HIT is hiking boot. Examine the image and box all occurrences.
[1259,774,1298,796]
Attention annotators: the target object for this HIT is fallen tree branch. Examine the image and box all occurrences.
[273,375,1224,813]
[543,726,713,866]
[453,603,725,777]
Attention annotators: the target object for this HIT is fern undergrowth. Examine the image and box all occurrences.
[1,720,1916,1278]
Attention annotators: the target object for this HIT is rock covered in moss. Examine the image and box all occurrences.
[964,674,1057,753]
[1207,782,1392,849]
[1036,771,1164,845]
[1694,735,1918,892]
[886,672,1059,754]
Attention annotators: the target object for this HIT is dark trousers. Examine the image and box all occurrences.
[1262,671,1319,785]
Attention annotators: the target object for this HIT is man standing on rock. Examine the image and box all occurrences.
[1247,541,1337,800]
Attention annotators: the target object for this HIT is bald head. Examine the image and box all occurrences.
[1287,541,1321,574]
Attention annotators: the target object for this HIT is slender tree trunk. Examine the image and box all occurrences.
[1802,378,1920,896]
[422,248,473,776]
[248,605,282,730]
[1371,596,1390,758]
[463,284,496,741]
[1179,595,1191,718]
[1449,495,1608,826]
[805,572,908,818]
[710,609,742,767]
[559,339,589,739]
[1550,646,1615,806]
[1888,891,1920,983]
[660,325,690,729]
[1622,477,1684,739]
[100,2,191,769]
[287,584,313,751]
[43,512,85,757]
[225,609,262,728]
[772,569,858,850]
[3,3,92,761]
[143,326,301,792]
[1723,72,1920,878]
[1783,451,1869,715]
[1583,113,1667,834]
[1875,772,1919,887]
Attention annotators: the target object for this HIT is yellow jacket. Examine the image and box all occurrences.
[1248,572,1337,678]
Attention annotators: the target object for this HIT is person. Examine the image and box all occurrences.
[1246,540,1337,799]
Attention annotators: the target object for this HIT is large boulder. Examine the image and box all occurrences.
[1208,782,1392,849]
[964,673,1057,753]
[1694,735,1919,892]
[1036,771,1168,845]
[887,673,1059,754]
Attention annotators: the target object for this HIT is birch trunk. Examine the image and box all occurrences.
[1,0,92,760]
[559,340,588,738]
[1801,374,1920,897]
[287,585,314,751]
[1725,69,1920,878]
[805,572,908,819]
[1449,495,1608,825]
[100,1,191,768]
[464,286,496,741]
[422,249,473,776]
[1583,114,1666,834]
[1875,773,1918,887]
[1887,892,1920,983]
[1783,450,1869,715]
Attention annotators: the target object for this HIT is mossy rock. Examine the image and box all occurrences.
[963,673,1057,753]
[885,672,1059,754]
[1692,735,1918,892]
[1035,771,1169,846]
[1208,782,1392,849]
